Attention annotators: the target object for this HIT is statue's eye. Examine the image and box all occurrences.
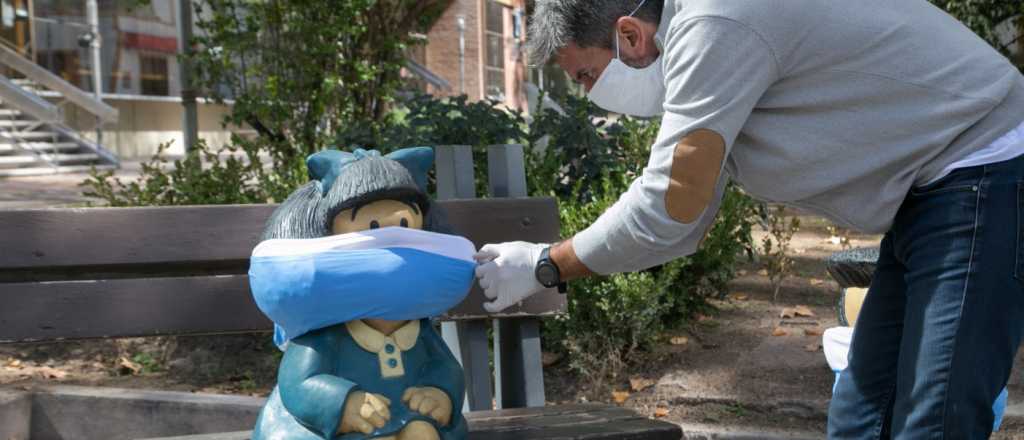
[369,220,380,229]
[400,218,408,228]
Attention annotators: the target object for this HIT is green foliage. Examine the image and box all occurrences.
[546,174,673,391]
[522,95,668,204]
[192,0,451,152]
[81,138,304,206]
[932,0,1024,70]
[373,94,529,196]
[755,204,801,302]
[526,96,626,201]
[130,352,163,374]
[86,0,452,206]
[384,94,528,148]
[544,169,756,392]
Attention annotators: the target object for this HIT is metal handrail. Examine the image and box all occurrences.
[0,36,28,59]
[0,43,117,123]
[0,75,60,123]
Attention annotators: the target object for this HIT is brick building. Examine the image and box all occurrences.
[417,0,531,111]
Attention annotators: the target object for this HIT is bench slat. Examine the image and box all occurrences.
[133,404,682,440]
[0,198,558,273]
[0,275,266,342]
[0,272,564,343]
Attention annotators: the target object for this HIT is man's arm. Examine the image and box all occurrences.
[476,17,777,310]
[552,127,728,281]
[549,238,590,281]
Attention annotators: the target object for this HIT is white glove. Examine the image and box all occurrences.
[473,241,547,313]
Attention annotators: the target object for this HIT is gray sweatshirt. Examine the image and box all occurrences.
[573,0,1024,275]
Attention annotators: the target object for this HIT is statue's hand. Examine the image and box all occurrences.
[338,391,392,435]
[402,387,452,426]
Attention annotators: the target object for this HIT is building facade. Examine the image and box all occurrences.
[7,0,546,159]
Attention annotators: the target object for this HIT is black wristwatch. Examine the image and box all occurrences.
[535,246,567,294]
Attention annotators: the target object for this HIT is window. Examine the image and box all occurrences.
[139,54,169,96]
[483,0,506,101]
[404,36,429,93]
[36,50,82,86]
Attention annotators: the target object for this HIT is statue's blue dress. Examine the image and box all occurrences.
[253,319,467,440]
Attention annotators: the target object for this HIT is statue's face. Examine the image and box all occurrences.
[331,199,423,235]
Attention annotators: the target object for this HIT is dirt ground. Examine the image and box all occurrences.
[537,216,882,435]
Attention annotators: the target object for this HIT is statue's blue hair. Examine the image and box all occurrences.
[261,148,451,240]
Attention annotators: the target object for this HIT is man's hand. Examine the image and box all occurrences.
[338,391,391,435]
[402,387,453,426]
[473,241,547,313]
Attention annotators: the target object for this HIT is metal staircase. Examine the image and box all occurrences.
[0,43,119,177]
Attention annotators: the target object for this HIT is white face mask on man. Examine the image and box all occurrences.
[586,0,666,117]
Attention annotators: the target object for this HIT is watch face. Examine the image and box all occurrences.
[536,264,557,286]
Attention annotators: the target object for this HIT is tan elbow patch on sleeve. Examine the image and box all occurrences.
[665,129,726,223]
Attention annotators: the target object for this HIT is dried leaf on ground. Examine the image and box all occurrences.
[118,357,142,376]
[729,293,749,301]
[793,305,815,317]
[629,377,656,392]
[805,343,822,352]
[669,336,689,346]
[611,390,631,404]
[654,407,670,418]
[772,327,789,337]
[809,279,825,286]
[37,366,67,379]
[804,327,824,336]
[780,305,816,319]
[541,351,563,367]
[5,359,21,368]
[758,269,769,276]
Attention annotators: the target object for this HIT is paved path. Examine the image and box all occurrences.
[0,161,143,209]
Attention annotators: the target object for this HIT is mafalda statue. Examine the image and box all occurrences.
[248,147,472,440]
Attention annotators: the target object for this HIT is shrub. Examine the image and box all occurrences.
[931,0,1024,71]
[81,137,305,206]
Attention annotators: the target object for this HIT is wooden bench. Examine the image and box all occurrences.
[0,145,682,440]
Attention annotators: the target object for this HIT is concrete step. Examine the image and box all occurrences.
[0,131,60,141]
[0,153,99,166]
[0,163,114,177]
[0,119,38,128]
[0,142,79,153]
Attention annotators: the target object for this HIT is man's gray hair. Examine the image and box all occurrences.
[527,0,664,65]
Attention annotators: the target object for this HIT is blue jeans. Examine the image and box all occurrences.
[827,154,1024,439]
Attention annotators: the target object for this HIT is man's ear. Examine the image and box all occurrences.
[616,16,645,50]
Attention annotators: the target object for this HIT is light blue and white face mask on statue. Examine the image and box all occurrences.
[586,0,666,118]
[248,227,476,349]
